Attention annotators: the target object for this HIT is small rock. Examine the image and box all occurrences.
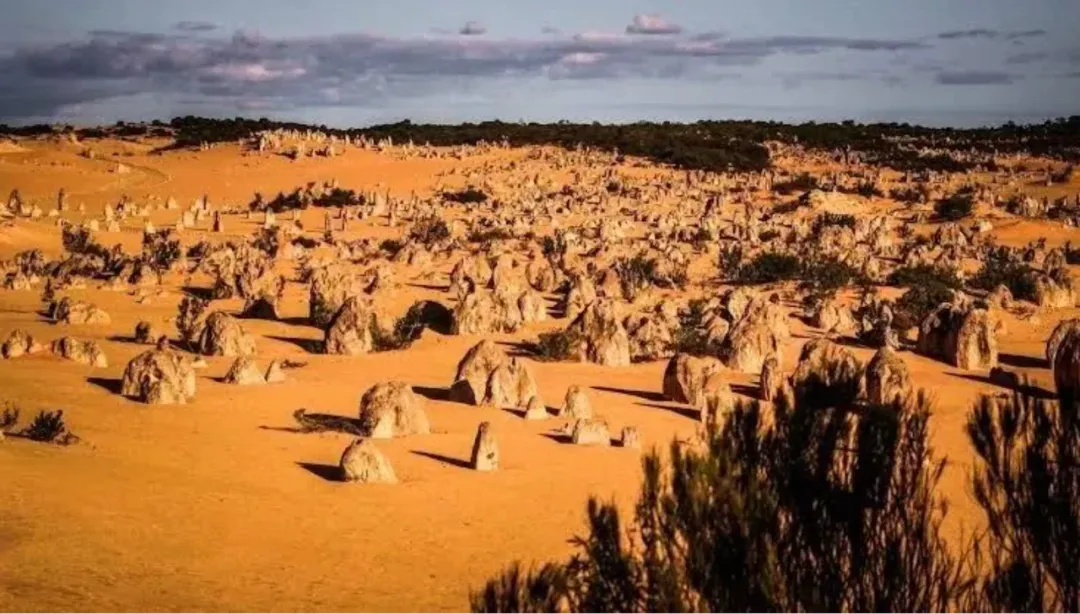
[340,439,397,483]
[470,421,499,471]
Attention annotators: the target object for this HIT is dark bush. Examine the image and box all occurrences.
[887,264,962,290]
[142,230,182,272]
[773,173,820,195]
[890,184,928,204]
[23,409,79,445]
[409,215,451,246]
[812,212,856,234]
[467,228,514,245]
[717,244,744,280]
[969,247,1038,302]
[966,387,1080,612]
[176,295,209,350]
[736,251,802,284]
[669,299,714,356]
[1,403,19,431]
[379,239,404,257]
[442,187,488,204]
[934,188,976,221]
[474,355,968,612]
[799,255,863,306]
[533,329,580,362]
[895,284,956,330]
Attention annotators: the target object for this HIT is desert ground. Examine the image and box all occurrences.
[0,127,1077,611]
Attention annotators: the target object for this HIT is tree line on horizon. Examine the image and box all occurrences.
[2,115,1079,175]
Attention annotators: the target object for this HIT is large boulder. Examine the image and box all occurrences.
[865,346,912,405]
[470,421,499,471]
[358,381,430,438]
[449,255,494,299]
[237,269,286,320]
[571,418,611,446]
[340,439,397,483]
[563,275,598,321]
[566,300,631,367]
[324,296,378,356]
[223,356,265,385]
[1047,319,1080,365]
[196,311,256,357]
[449,340,511,405]
[52,297,110,325]
[954,309,999,371]
[483,357,539,410]
[1052,324,1080,399]
[663,353,725,406]
[791,338,863,391]
[813,298,858,336]
[560,385,593,420]
[121,347,196,404]
[2,329,42,359]
[309,264,364,327]
[51,336,107,367]
[453,289,523,335]
[721,298,789,373]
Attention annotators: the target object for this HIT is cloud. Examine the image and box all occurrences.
[937,28,1048,41]
[935,70,1017,85]
[459,21,487,36]
[0,27,931,120]
[626,14,683,35]
[174,21,218,33]
[1006,51,1048,65]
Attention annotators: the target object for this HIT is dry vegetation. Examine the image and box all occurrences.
[0,117,1078,611]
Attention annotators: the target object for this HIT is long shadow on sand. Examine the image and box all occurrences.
[591,385,665,403]
[412,385,451,402]
[265,335,322,353]
[86,376,123,395]
[297,462,342,482]
[949,372,1056,400]
[411,450,471,469]
[999,352,1048,370]
[637,401,700,421]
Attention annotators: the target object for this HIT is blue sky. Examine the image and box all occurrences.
[1,0,1077,127]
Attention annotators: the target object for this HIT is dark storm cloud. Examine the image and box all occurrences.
[937,28,1047,41]
[459,21,487,36]
[935,70,1017,85]
[0,25,928,120]
[174,21,218,33]
[1006,51,1049,65]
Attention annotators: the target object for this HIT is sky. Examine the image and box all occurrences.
[0,0,1078,128]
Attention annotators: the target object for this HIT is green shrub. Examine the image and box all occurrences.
[736,251,801,284]
[533,329,580,362]
[409,215,450,246]
[934,188,975,221]
[887,264,962,290]
[799,255,863,307]
[23,409,79,445]
[473,355,967,612]
[969,247,1038,302]
[895,284,955,330]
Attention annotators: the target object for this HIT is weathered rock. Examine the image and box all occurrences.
[358,381,429,438]
[721,298,789,373]
[134,321,165,345]
[865,346,912,405]
[52,297,111,325]
[121,348,196,404]
[52,336,107,367]
[1047,319,1080,365]
[453,289,523,335]
[483,357,539,409]
[571,418,610,446]
[619,426,642,450]
[663,353,724,406]
[309,264,364,327]
[700,373,736,427]
[791,338,863,391]
[814,299,858,336]
[760,356,782,401]
[518,290,548,324]
[265,360,286,383]
[324,296,378,356]
[566,299,631,367]
[560,385,593,420]
[223,356,265,385]
[340,439,397,484]
[1052,324,1080,398]
[450,340,511,405]
[954,309,998,371]
[2,329,41,359]
[523,395,549,420]
[197,311,256,357]
[563,275,598,321]
[469,421,499,471]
